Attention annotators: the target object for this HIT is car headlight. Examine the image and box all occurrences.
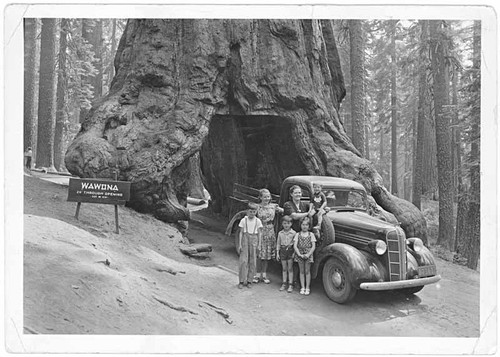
[407,237,424,252]
[368,240,387,255]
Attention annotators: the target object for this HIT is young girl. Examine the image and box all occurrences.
[293,217,316,295]
[276,215,296,292]
[237,203,263,289]
[254,188,283,284]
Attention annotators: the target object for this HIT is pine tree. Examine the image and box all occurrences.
[54,19,69,171]
[430,20,455,250]
[35,18,57,171]
[390,20,399,196]
[24,19,38,154]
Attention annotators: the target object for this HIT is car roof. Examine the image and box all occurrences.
[283,176,366,191]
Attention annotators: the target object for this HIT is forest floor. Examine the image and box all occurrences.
[22,171,480,343]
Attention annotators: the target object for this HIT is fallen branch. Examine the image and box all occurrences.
[153,266,186,275]
[152,295,198,315]
[200,301,233,324]
[179,243,212,257]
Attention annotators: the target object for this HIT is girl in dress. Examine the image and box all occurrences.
[253,188,283,284]
[293,217,316,295]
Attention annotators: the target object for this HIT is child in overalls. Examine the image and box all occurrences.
[237,202,263,289]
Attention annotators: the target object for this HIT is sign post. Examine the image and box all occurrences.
[67,178,131,234]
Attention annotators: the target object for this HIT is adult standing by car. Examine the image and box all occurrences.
[283,185,314,233]
[253,188,284,284]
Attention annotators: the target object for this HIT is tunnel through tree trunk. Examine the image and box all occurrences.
[201,114,307,215]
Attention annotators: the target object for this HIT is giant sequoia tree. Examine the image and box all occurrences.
[65,19,428,242]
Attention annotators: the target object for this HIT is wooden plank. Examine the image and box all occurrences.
[233,183,280,202]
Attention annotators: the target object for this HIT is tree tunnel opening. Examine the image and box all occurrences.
[200,114,308,215]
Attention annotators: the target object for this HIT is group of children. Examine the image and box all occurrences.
[237,184,327,296]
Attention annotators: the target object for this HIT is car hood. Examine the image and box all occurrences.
[326,210,397,234]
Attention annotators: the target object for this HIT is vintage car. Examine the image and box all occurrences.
[226,175,441,304]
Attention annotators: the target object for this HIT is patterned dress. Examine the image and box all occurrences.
[293,231,316,263]
[256,203,278,260]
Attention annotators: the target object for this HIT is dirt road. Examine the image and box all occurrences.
[188,210,480,337]
[22,172,479,339]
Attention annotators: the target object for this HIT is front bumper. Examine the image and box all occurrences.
[359,275,441,291]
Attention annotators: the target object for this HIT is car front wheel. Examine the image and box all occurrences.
[322,257,357,304]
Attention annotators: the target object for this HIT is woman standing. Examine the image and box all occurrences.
[253,188,283,284]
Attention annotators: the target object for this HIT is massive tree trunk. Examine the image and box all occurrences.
[54,19,69,172]
[65,19,428,242]
[390,20,398,196]
[348,20,365,156]
[430,20,454,250]
[36,18,57,171]
[91,20,103,99]
[24,18,38,154]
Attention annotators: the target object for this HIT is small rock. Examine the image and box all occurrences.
[71,285,80,289]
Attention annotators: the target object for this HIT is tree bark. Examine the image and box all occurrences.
[65,19,428,242]
[430,20,454,250]
[79,19,93,123]
[462,21,481,269]
[412,20,428,209]
[35,18,57,171]
[54,19,69,171]
[24,19,38,154]
[390,20,398,196]
[91,20,103,98]
[348,20,365,156]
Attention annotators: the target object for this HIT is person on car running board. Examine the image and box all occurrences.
[237,202,263,289]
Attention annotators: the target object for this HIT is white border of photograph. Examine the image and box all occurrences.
[3,1,497,355]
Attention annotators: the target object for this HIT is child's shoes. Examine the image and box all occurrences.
[262,277,271,284]
[300,288,305,295]
[305,288,310,296]
[287,284,293,293]
[252,276,260,284]
[279,283,287,291]
[238,283,244,289]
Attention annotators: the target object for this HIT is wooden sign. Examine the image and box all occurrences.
[67,178,131,205]
[67,178,131,234]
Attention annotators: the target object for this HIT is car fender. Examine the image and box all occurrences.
[314,243,386,288]
[224,210,247,236]
[407,244,437,267]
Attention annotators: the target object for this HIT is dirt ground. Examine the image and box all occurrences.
[23,172,480,337]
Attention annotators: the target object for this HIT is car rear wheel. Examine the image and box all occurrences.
[322,257,357,304]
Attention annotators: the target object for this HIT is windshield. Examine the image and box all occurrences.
[322,188,367,211]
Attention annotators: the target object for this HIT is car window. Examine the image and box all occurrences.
[323,189,366,210]
[346,191,366,209]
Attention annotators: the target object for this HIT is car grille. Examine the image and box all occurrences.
[386,228,407,281]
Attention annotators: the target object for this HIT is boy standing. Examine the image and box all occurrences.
[237,202,263,289]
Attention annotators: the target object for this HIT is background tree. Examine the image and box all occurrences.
[412,20,428,209]
[456,21,481,269]
[348,19,365,155]
[35,18,57,171]
[24,19,38,156]
[390,20,399,196]
[430,20,455,250]
[54,19,69,171]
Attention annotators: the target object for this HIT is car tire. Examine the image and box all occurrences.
[400,286,424,295]
[320,216,335,246]
[322,257,357,304]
